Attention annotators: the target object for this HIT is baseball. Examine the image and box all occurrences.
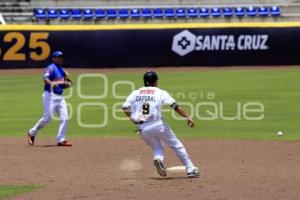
[277,131,283,136]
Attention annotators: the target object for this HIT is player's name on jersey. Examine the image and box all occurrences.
[135,96,156,102]
[140,89,155,95]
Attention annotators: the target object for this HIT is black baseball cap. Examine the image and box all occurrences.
[143,71,158,86]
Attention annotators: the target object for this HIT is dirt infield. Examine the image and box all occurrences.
[0,138,299,200]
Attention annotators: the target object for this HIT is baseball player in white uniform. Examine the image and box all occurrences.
[122,71,199,178]
[27,51,72,146]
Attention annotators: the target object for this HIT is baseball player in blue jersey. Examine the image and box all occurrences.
[27,51,72,146]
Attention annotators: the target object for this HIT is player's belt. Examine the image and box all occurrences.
[137,120,155,125]
[53,92,62,95]
[44,90,62,95]
[136,120,158,125]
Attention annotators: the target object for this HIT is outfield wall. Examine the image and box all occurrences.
[0,22,300,68]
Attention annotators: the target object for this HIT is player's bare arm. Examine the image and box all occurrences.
[122,107,142,124]
[122,107,132,120]
[173,105,195,128]
[44,78,64,87]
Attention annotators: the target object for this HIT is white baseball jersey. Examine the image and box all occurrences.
[122,86,176,127]
[122,86,197,173]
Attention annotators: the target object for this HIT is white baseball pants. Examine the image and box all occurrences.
[29,92,68,143]
[140,123,196,173]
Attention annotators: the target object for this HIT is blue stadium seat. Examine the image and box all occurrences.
[83,9,94,19]
[165,8,175,18]
[176,8,186,18]
[153,8,164,18]
[107,9,117,19]
[258,7,269,16]
[211,7,221,17]
[48,9,58,19]
[235,7,246,17]
[187,8,198,18]
[142,8,152,18]
[246,6,257,17]
[95,9,105,18]
[71,9,82,19]
[119,9,129,18]
[59,9,70,19]
[270,6,280,16]
[199,8,209,17]
[35,8,46,19]
[223,7,233,17]
[131,9,141,18]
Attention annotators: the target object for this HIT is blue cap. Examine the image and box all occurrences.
[52,51,64,58]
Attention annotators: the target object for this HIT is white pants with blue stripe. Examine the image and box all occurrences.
[29,91,68,143]
[140,122,196,173]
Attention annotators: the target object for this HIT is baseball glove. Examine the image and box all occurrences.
[62,78,72,89]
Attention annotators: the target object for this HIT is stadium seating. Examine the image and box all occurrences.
[187,8,198,18]
[95,9,105,19]
[107,9,117,19]
[142,8,152,18]
[246,6,257,17]
[199,8,209,17]
[60,9,70,19]
[34,6,282,21]
[119,9,129,19]
[258,7,269,17]
[71,9,82,19]
[211,7,222,17]
[235,7,246,17]
[83,9,94,19]
[223,7,233,17]
[165,8,175,18]
[35,8,46,19]
[130,9,141,18]
[48,9,58,19]
[153,8,164,18]
[176,8,186,18]
[270,6,281,16]
[0,0,297,25]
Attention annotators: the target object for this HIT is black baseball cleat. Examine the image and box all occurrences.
[187,168,200,178]
[57,140,72,147]
[153,158,167,177]
[27,133,35,145]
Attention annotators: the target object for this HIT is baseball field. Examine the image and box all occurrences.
[0,67,300,200]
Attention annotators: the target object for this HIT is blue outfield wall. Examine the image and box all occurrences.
[0,22,300,68]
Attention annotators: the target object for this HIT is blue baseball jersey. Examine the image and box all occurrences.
[43,63,66,95]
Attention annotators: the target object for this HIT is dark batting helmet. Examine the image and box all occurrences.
[143,71,158,86]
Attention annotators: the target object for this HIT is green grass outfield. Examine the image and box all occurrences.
[0,185,41,199]
[0,68,299,140]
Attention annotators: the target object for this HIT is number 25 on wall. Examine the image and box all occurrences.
[0,32,50,61]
